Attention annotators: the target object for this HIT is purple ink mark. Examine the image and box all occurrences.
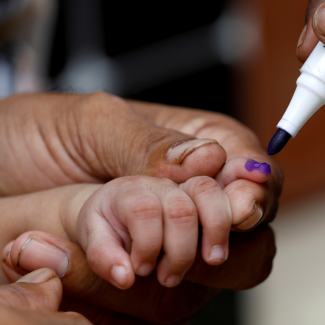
[245,159,271,175]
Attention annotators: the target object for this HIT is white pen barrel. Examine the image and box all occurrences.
[277,41,325,137]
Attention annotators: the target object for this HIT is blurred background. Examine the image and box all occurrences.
[1,0,325,324]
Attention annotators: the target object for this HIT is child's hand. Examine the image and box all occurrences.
[77,160,270,290]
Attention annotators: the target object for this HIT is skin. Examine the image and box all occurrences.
[0,93,282,227]
[0,93,282,323]
[2,228,275,324]
[0,268,91,325]
[296,0,325,62]
[0,161,270,290]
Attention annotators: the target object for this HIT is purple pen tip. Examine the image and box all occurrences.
[267,128,292,155]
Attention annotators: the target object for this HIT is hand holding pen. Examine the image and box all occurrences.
[268,0,325,155]
[297,0,325,63]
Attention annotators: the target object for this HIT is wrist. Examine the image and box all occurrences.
[58,184,102,243]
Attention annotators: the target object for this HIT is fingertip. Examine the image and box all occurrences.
[216,158,271,188]
[244,159,271,178]
[1,241,14,265]
[110,264,135,289]
[179,139,227,179]
[224,179,267,230]
[153,138,227,183]
[134,262,154,276]
[297,10,323,63]
[161,274,183,288]
[206,245,228,266]
[232,203,264,231]
[87,241,135,289]
[2,262,22,283]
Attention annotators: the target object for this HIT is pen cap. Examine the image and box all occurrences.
[277,72,325,137]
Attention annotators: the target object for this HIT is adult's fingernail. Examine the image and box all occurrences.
[2,245,11,264]
[2,263,22,282]
[17,237,68,278]
[163,274,183,287]
[233,203,263,231]
[315,3,325,36]
[16,268,57,284]
[166,139,218,164]
[111,265,129,287]
[208,245,228,262]
[245,159,271,175]
[296,24,307,56]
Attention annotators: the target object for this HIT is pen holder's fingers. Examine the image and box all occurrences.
[297,0,325,62]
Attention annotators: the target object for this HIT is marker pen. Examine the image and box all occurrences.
[268,41,325,155]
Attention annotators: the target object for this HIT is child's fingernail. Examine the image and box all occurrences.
[166,139,218,164]
[111,265,129,287]
[16,268,57,284]
[296,24,307,56]
[315,3,325,36]
[17,237,68,278]
[245,159,271,175]
[233,203,263,231]
[208,245,228,262]
[163,274,183,287]
[136,262,153,276]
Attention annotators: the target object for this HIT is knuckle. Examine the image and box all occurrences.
[165,199,197,224]
[134,239,161,255]
[0,286,32,309]
[87,242,111,270]
[209,219,231,232]
[81,91,130,115]
[187,176,220,196]
[168,253,195,270]
[127,196,162,221]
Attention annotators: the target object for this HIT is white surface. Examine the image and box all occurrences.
[239,191,325,325]
[278,42,325,137]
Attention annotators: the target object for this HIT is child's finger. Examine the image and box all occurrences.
[180,176,232,266]
[113,186,163,277]
[77,207,135,289]
[149,179,199,288]
[224,179,271,231]
[76,182,141,289]
[77,177,165,289]
[215,158,271,189]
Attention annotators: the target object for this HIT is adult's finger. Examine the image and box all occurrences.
[2,227,275,321]
[1,231,218,323]
[297,0,324,62]
[0,93,227,196]
[0,268,91,325]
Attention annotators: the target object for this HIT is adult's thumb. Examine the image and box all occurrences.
[0,268,62,312]
[72,93,227,184]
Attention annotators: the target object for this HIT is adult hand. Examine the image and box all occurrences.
[0,267,91,325]
[297,0,325,62]
[2,227,275,324]
[0,93,282,230]
[0,93,226,195]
